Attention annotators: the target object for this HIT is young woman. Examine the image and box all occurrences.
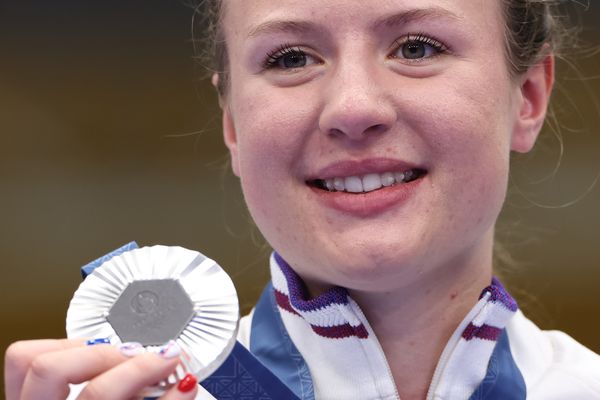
[5,1,600,399]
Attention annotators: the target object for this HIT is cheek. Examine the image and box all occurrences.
[410,73,514,229]
[421,66,514,166]
[229,86,317,220]
[232,82,316,165]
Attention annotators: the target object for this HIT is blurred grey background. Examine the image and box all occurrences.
[1,0,599,393]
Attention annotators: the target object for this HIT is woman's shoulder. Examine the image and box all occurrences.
[507,310,600,399]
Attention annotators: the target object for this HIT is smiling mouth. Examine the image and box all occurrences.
[307,168,427,194]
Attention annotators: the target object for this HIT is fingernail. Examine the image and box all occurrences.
[118,342,145,357]
[156,340,180,359]
[177,373,197,393]
[86,338,111,346]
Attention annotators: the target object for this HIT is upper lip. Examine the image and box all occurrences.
[306,158,427,180]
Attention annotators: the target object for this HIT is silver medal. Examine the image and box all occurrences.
[66,245,239,396]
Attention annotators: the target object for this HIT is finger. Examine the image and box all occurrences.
[19,342,129,400]
[4,339,86,400]
[160,373,199,400]
[76,352,179,400]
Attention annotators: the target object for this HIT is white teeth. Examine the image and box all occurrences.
[381,172,395,187]
[394,172,405,182]
[362,173,382,192]
[317,169,421,193]
[344,176,363,193]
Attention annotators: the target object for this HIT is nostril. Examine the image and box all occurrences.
[328,128,345,138]
[328,123,389,139]
[319,98,396,140]
[365,123,387,135]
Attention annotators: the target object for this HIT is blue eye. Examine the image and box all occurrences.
[264,45,317,69]
[392,34,448,61]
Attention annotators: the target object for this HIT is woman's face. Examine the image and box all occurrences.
[220,0,529,293]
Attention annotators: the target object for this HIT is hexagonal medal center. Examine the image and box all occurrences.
[107,279,195,346]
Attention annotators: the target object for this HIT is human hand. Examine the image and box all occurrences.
[4,338,199,400]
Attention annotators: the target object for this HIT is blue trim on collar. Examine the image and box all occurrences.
[250,282,315,400]
[273,252,349,312]
[468,330,527,400]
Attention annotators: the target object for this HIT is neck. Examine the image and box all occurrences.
[348,235,494,400]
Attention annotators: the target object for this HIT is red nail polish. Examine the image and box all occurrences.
[177,373,197,393]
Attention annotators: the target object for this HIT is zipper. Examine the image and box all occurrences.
[345,298,401,400]
[344,292,491,400]
[425,292,491,400]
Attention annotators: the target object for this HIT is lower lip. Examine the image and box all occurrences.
[309,177,424,217]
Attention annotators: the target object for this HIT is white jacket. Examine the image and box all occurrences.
[230,253,600,400]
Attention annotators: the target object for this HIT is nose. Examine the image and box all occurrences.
[318,60,396,141]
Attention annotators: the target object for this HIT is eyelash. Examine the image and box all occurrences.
[262,33,449,70]
[391,33,449,60]
[263,43,309,69]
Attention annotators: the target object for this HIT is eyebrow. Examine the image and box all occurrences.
[247,7,460,39]
[248,20,322,38]
[372,7,461,30]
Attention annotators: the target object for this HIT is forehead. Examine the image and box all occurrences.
[222,0,503,41]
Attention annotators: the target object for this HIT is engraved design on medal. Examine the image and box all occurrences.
[132,290,159,314]
[108,279,195,346]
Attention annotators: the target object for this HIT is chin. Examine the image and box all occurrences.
[316,243,421,291]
